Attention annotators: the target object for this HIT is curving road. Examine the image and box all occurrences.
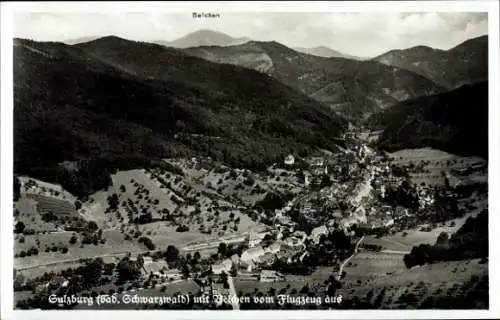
[337,236,364,280]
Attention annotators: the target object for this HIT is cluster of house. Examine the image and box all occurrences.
[210,225,330,281]
[416,185,435,209]
[283,154,331,188]
[34,276,70,294]
[119,255,183,282]
[354,145,373,163]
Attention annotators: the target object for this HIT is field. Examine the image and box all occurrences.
[15,197,58,233]
[82,169,180,228]
[14,166,269,278]
[342,251,408,287]
[234,266,336,296]
[341,258,488,309]
[361,236,411,251]
[172,158,305,205]
[18,177,77,203]
[371,196,487,250]
[26,194,76,216]
[81,167,266,240]
[14,230,146,269]
[389,148,486,187]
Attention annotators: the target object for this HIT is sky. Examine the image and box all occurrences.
[14,12,488,57]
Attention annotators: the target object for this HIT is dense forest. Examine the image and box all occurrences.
[403,209,488,269]
[14,38,347,197]
[368,81,488,159]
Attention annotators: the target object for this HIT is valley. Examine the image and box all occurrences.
[12,25,489,311]
[13,128,488,310]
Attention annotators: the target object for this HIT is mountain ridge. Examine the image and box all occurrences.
[154,29,252,48]
[372,35,488,89]
[183,39,445,121]
[293,45,363,60]
[14,37,348,195]
[368,81,488,159]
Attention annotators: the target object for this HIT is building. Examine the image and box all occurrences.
[276,249,299,264]
[394,206,408,217]
[311,157,325,167]
[266,241,283,254]
[212,259,233,275]
[260,270,285,282]
[276,215,294,227]
[311,225,328,244]
[248,231,267,248]
[241,246,266,264]
[142,257,169,278]
[292,230,307,242]
[284,236,303,248]
[304,172,310,186]
[284,155,295,166]
[240,260,256,273]
[330,211,343,219]
[259,252,277,267]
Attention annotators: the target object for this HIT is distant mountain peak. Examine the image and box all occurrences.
[63,36,100,45]
[154,29,251,49]
[293,45,363,60]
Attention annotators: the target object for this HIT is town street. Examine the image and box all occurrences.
[227,275,240,310]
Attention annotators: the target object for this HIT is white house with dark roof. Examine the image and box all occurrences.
[212,259,233,275]
[311,225,328,244]
[142,257,168,278]
[260,270,284,282]
[284,154,295,166]
[241,246,266,264]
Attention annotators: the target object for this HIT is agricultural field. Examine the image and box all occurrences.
[25,194,76,216]
[15,261,85,282]
[361,236,411,252]
[14,230,146,269]
[234,266,335,296]
[389,148,486,187]
[13,165,268,277]
[78,167,265,242]
[19,177,77,203]
[341,259,488,309]
[15,197,58,233]
[342,251,408,287]
[82,169,180,228]
[374,197,487,250]
[171,158,305,207]
[170,158,271,206]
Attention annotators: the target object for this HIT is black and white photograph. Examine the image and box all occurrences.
[1,1,499,318]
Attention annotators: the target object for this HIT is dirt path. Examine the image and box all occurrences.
[380,249,410,255]
[338,236,364,280]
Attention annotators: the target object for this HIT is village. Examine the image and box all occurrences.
[18,128,475,310]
